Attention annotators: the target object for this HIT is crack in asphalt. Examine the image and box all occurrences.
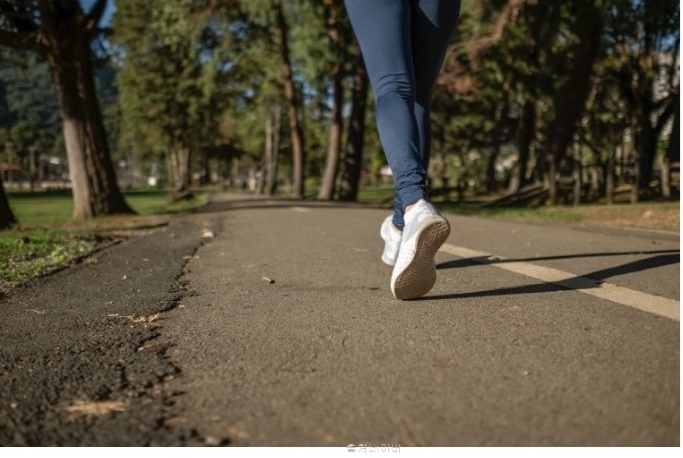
[0,219,213,446]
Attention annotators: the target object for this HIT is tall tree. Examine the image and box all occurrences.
[274,2,306,199]
[338,53,369,202]
[263,104,282,196]
[0,0,133,218]
[114,0,236,199]
[316,0,344,201]
[611,0,679,201]
[662,98,679,199]
[240,0,308,198]
[505,0,553,193]
[543,0,608,204]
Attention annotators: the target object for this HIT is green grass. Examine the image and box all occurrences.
[439,200,679,231]
[6,189,209,226]
[357,184,395,205]
[438,202,585,223]
[0,189,210,291]
[122,189,210,216]
[6,190,74,225]
[355,184,678,230]
[0,228,102,291]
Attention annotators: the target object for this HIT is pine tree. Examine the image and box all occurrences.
[113,0,236,199]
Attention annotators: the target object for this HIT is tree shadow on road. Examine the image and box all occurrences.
[436,249,679,269]
[420,251,679,301]
[192,194,390,214]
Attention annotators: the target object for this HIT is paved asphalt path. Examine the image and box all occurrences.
[0,193,679,446]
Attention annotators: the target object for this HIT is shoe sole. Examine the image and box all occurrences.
[392,218,450,300]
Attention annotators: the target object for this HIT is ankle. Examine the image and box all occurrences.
[404,199,426,214]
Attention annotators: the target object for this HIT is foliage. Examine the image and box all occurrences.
[0,57,121,164]
[113,0,239,195]
[440,0,679,202]
[0,0,678,206]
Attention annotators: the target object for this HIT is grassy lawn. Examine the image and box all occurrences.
[358,184,679,232]
[358,184,395,205]
[7,189,209,226]
[441,200,680,231]
[0,189,209,293]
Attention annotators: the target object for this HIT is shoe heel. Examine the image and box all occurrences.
[392,217,450,300]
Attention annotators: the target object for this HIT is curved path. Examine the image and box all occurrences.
[0,194,678,446]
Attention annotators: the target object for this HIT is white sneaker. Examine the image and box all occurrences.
[390,200,450,300]
[380,215,401,266]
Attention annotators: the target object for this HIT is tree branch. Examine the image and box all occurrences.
[85,0,108,36]
[462,0,539,61]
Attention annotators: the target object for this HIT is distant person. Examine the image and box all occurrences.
[344,0,460,299]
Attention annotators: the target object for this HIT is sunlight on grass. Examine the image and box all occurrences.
[357,184,394,205]
[0,189,210,290]
[0,228,103,289]
[355,185,678,231]
[7,190,74,225]
[6,189,209,225]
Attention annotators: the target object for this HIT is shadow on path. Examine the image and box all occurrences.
[421,252,679,301]
[193,194,389,215]
[197,194,679,303]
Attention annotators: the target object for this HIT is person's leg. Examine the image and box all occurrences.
[389,1,459,299]
[411,0,461,172]
[344,0,426,231]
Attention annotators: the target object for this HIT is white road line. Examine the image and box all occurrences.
[291,207,311,213]
[439,243,680,321]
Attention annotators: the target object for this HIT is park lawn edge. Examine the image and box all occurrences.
[0,191,211,296]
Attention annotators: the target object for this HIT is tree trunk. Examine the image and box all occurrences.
[259,105,282,196]
[508,100,535,193]
[276,3,305,199]
[317,75,344,200]
[630,113,641,203]
[318,107,343,198]
[636,100,657,199]
[630,29,678,199]
[662,101,679,199]
[543,4,605,205]
[572,152,581,206]
[339,56,369,202]
[39,0,133,219]
[201,148,211,186]
[509,2,543,194]
[0,174,16,229]
[170,145,191,199]
[605,147,616,204]
[259,112,273,195]
[629,92,675,202]
[546,154,557,205]
[485,149,498,194]
[230,157,240,190]
[487,99,509,193]
[268,104,282,196]
[317,0,344,201]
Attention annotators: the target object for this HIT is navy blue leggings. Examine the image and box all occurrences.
[344,0,460,230]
